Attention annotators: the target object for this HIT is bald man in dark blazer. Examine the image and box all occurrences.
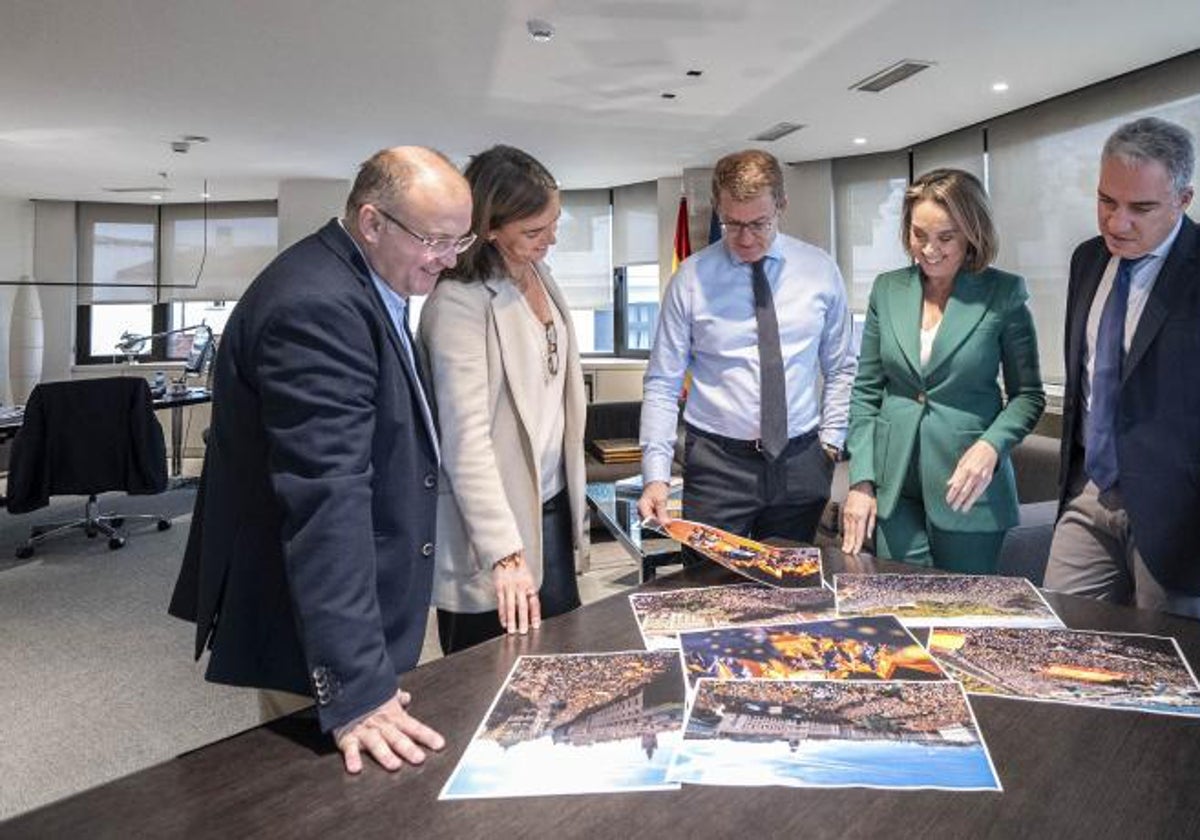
[170,147,473,772]
[1045,117,1200,617]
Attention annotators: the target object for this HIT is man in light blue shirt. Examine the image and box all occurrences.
[638,150,856,549]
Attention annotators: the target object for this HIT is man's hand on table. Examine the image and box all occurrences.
[334,689,445,774]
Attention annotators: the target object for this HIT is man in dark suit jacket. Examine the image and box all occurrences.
[169,147,473,772]
[1045,117,1199,617]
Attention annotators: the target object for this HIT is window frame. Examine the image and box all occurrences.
[75,302,170,366]
[75,200,276,365]
[607,264,655,359]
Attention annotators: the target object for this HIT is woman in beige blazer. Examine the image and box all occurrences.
[418,145,587,654]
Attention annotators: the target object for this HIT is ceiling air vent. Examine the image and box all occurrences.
[851,59,933,93]
[751,122,805,142]
[102,186,174,194]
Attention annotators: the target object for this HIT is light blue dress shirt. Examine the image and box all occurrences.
[337,221,440,462]
[640,234,857,483]
[1079,214,1183,444]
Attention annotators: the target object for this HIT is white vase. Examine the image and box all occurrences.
[9,278,45,405]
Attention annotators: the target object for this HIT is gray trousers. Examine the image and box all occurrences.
[681,425,831,560]
[1045,474,1200,619]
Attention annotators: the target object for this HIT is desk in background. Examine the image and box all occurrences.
[154,387,211,476]
[7,549,1200,838]
[0,388,211,477]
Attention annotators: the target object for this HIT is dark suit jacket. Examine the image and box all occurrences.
[6,377,167,513]
[847,266,1045,531]
[169,219,440,732]
[1059,215,1200,593]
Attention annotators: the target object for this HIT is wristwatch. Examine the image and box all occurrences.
[821,443,842,462]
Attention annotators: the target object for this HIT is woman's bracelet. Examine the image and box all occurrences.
[492,552,522,571]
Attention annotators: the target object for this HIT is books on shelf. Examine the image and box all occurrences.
[589,437,641,463]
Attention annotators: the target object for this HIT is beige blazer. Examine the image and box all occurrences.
[417,263,588,614]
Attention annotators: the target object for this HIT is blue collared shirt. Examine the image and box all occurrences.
[339,221,440,462]
[1079,214,1184,438]
[640,233,857,482]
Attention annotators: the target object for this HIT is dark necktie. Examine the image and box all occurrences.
[1085,256,1145,491]
[398,300,440,455]
[752,258,788,460]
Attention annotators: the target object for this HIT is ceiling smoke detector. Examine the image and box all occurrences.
[527,18,554,42]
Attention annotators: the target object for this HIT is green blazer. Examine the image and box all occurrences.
[846,266,1045,531]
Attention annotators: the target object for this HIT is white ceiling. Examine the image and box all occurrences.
[2,0,1198,203]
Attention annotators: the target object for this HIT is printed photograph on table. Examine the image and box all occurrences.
[927,627,1200,718]
[678,616,946,690]
[656,519,823,588]
[672,681,998,792]
[669,679,1001,791]
[440,651,686,799]
[629,584,837,650]
[834,573,1064,628]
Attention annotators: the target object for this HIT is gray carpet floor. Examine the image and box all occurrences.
[0,485,644,822]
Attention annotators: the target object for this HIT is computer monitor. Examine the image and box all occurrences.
[184,326,214,375]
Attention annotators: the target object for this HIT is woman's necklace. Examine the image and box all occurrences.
[514,262,552,325]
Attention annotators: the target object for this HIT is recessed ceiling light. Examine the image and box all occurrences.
[150,194,163,201]
[992,81,1009,93]
[200,191,211,199]
[853,137,867,145]
[526,18,554,42]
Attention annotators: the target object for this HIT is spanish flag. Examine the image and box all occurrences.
[672,195,692,273]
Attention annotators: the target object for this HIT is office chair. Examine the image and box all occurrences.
[5,377,171,558]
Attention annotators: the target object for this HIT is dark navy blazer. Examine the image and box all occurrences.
[170,220,439,732]
[1058,215,1200,593]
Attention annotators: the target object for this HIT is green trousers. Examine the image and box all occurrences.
[874,446,1007,574]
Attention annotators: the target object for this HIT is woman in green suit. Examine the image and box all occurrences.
[841,169,1044,572]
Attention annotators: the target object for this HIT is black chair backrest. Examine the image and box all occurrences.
[6,377,167,512]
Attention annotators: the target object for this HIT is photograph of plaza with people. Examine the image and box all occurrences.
[661,520,824,588]
[441,652,686,799]
[835,573,1065,628]
[678,616,946,689]
[927,627,1200,717]
[629,583,837,649]
[669,679,999,790]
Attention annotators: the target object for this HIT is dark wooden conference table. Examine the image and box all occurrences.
[7,548,1200,839]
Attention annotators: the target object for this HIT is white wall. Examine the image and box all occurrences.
[30,201,76,389]
[782,160,834,254]
[277,179,350,251]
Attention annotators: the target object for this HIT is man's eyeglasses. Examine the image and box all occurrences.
[545,323,559,376]
[372,205,477,256]
[719,216,777,237]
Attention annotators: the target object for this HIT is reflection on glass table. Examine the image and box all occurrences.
[586,480,683,582]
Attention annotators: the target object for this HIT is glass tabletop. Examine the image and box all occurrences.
[586,479,682,561]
